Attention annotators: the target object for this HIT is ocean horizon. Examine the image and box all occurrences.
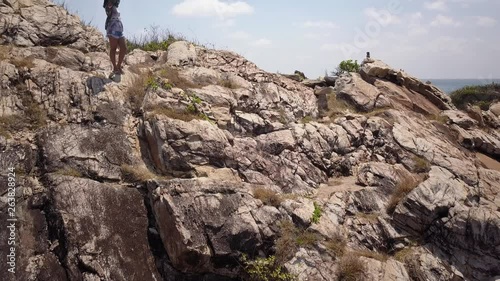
[422,79,500,94]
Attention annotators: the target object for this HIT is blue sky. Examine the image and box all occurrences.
[58,0,500,79]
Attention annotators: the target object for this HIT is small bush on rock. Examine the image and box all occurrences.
[333,60,360,75]
[311,201,322,224]
[241,255,296,281]
[126,26,183,52]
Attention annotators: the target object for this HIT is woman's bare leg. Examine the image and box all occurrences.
[108,37,118,72]
[117,37,127,72]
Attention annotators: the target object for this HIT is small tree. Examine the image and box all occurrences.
[333,59,360,76]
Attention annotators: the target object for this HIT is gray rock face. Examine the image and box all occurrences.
[148,178,284,276]
[360,59,455,111]
[45,175,161,281]
[38,125,136,181]
[490,102,500,117]
[393,166,471,235]
[0,0,105,52]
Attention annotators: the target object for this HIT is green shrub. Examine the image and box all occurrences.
[126,26,183,53]
[146,76,160,90]
[311,202,322,224]
[449,84,500,110]
[333,60,360,75]
[241,255,296,281]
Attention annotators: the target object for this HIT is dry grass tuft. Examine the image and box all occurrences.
[217,77,240,89]
[394,247,414,263]
[54,167,83,178]
[426,114,449,124]
[354,249,389,262]
[0,95,46,137]
[324,232,347,258]
[149,106,201,122]
[22,95,47,129]
[275,220,320,264]
[0,45,12,60]
[10,55,35,69]
[158,66,203,90]
[412,155,431,173]
[253,187,283,208]
[121,164,156,183]
[327,94,356,117]
[0,114,24,138]
[126,74,150,114]
[337,253,366,281]
[356,212,379,222]
[386,174,420,214]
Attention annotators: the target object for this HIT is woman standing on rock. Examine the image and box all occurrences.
[103,0,127,78]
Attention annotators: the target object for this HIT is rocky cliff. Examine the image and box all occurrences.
[1,1,500,281]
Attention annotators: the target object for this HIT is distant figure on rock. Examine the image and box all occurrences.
[103,0,127,78]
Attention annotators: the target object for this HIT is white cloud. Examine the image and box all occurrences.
[424,1,447,11]
[252,38,272,47]
[172,0,253,18]
[363,7,401,25]
[300,21,338,29]
[430,14,461,27]
[475,16,497,27]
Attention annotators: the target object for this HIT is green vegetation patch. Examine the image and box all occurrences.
[311,201,322,224]
[126,26,184,52]
[241,254,296,281]
[450,84,500,110]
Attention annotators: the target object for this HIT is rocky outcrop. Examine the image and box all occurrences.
[0,0,105,52]
[1,0,500,280]
[148,177,285,276]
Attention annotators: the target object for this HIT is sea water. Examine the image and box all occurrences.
[424,79,500,94]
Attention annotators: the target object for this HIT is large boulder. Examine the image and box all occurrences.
[44,175,161,280]
[148,177,285,276]
[0,0,105,52]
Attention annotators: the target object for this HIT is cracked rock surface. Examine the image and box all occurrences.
[1,0,500,280]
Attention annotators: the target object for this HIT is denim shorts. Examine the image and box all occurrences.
[106,19,124,39]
